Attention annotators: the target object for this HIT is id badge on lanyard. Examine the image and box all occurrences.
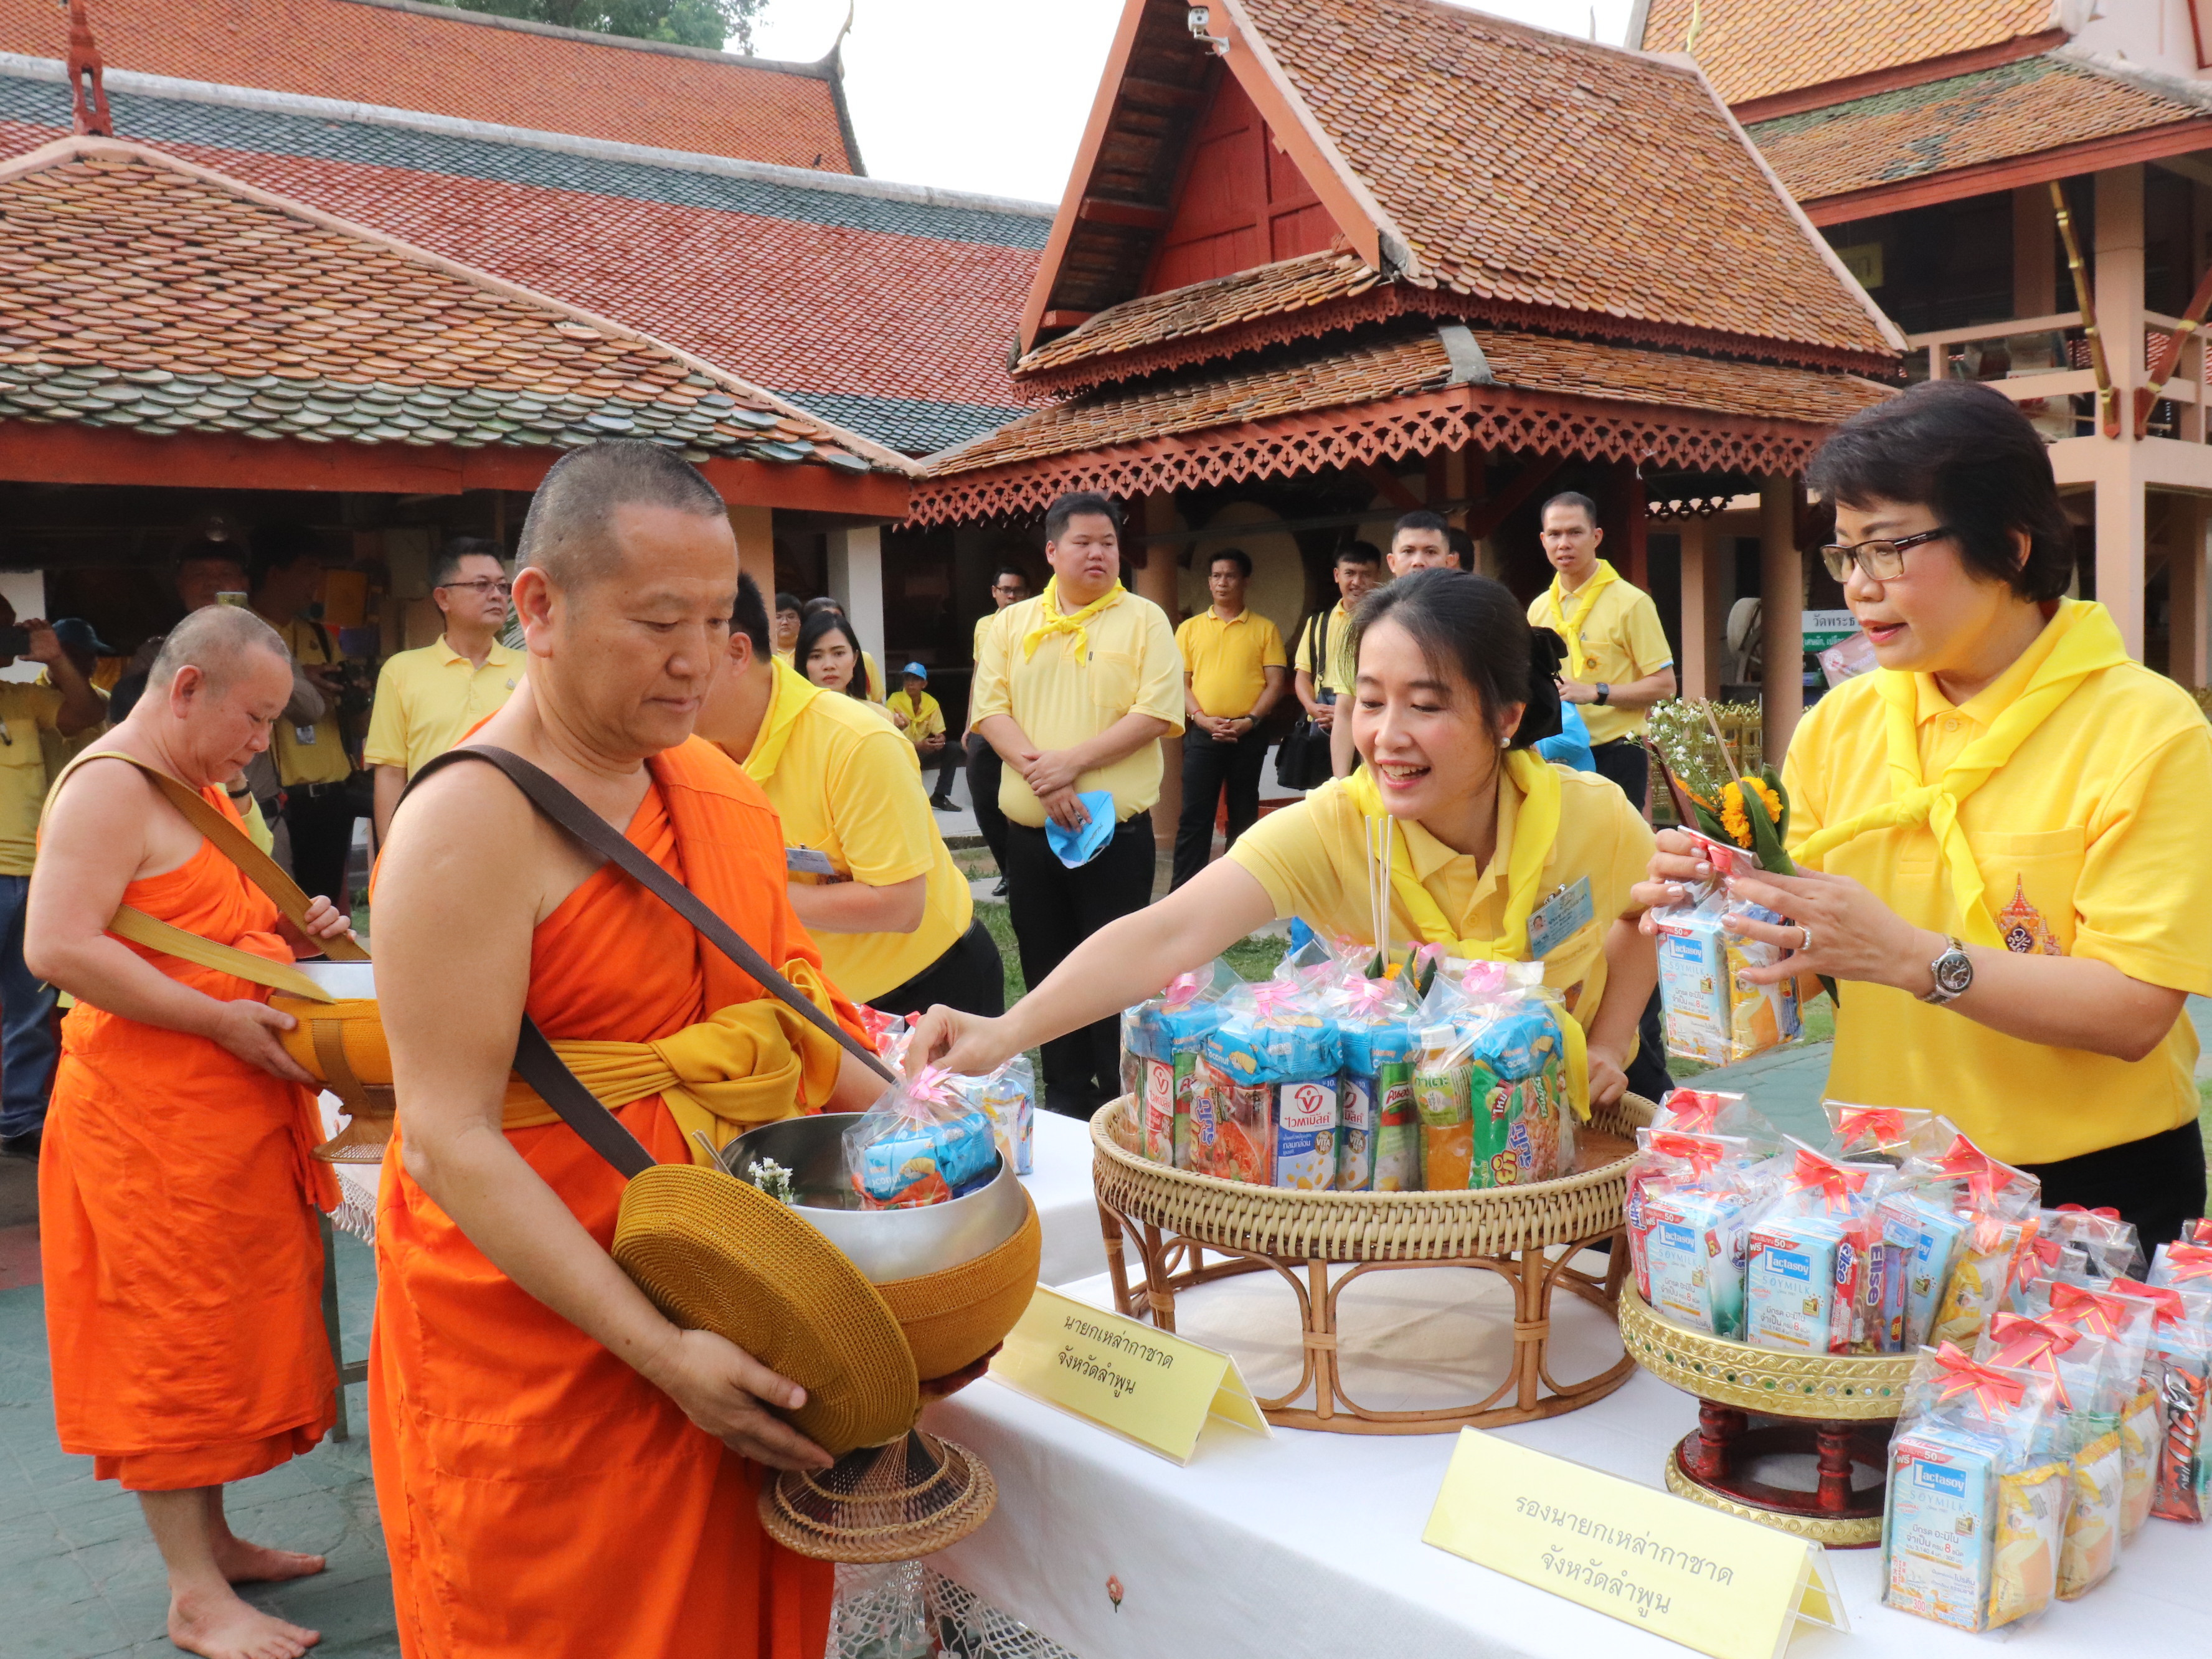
[1526,876,1594,960]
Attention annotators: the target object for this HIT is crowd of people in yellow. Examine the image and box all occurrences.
[14,379,2212,1658]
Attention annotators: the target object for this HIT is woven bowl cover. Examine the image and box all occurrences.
[612,1163,920,1457]
[874,1191,1043,1382]
[271,996,390,1088]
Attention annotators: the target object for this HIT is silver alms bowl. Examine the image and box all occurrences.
[722,1112,1027,1285]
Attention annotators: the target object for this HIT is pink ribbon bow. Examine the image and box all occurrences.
[1248,981,1300,1021]
[1932,1341,2028,1413]
[892,1066,954,1119]
[1161,971,1205,1010]
[1344,977,1395,1018]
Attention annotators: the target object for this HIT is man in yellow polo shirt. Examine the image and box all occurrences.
[1171,547,1286,890]
[1526,491,1676,813]
[971,492,1182,1116]
[887,663,960,810]
[250,525,357,911]
[696,577,1002,1016]
[366,537,522,845]
[1294,541,1379,783]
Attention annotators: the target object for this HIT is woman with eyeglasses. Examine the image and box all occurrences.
[1637,380,2212,1245]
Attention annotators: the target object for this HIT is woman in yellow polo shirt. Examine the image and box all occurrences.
[908,569,1660,1108]
[1640,380,2212,1245]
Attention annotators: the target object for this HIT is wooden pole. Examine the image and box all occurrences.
[1758,475,1804,759]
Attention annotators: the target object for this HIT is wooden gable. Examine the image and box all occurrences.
[1146,72,1343,294]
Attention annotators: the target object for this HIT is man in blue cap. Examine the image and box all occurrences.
[887,662,958,807]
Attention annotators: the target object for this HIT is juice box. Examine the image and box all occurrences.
[1274,1077,1338,1191]
[1373,1064,1420,1191]
[1746,1214,1860,1354]
[1338,1074,1376,1192]
[1883,1189,1970,1351]
[1640,1186,1751,1338]
[1655,909,1801,1066]
[1884,1425,2002,1632]
[1414,1024,1472,1191]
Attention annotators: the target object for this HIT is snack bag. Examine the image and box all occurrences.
[2109,1279,2212,1524]
[1650,830,1800,1066]
[857,1004,915,1070]
[1823,1102,1949,1167]
[1122,960,1237,1166]
[2035,1280,2160,1559]
[1907,1133,2042,1351]
[1331,974,1421,1193]
[1744,1144,1893,1354]
[1625,1128,1759,1338]
[1883,1343,2066,1633]
[947,1053,1034,1178]
[1199,978,1342,1189]
[843,1066,1000,1210]
[1881,1182,1973,1353]
[1978,1313,2115,1593]
[2044,1204,2142,1283]
[1467,986,1578,1188]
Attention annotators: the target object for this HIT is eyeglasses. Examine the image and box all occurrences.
[1818,526,1953,584]
[438,578,512,597]
[991,584,1027,597]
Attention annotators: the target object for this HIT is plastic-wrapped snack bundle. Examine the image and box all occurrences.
[1122,960,1237,1167]
[1649,1087,1756,1138]
[858,1004,917,1071]
[1467,993,1578,1189]
[1883,1343,2068,1633]
[2034,1281,2157,1565]
[1650,833,1800,1066]
[1906,1133,2043,1351]
[1198,978,1343,1189]
[1880,1181,1973,1353]
[2148,1239,2212,1292]
[2044,1204,2142,1284]
[946,1054,1034,1178]
[1331,975,1421,1193]
[1976,1312,2120,1598]
[1625,1129,1761,1339]
[1412,1006,1474,1193]
[2184,1219,2212,1245]
[1823,1102,1951,1168]
[843,1066,1001,1210]
[2110,1279,2212,1526]
[1744,1145,1893,1354]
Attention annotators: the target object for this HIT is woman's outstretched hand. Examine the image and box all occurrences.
[902,1005,1023,1079]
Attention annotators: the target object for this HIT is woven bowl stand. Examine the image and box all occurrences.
[1618,1283,1919,1547]
[1089,1093,1654,1434]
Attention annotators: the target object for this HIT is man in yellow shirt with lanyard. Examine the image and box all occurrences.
[696,579,1002,1016]
[364,537,522,846]
[971,493,1183,1117]
[249,526,357,913]
[1171,547,1286,889]
[964,564,1030,892]
[1293,541,1379,785]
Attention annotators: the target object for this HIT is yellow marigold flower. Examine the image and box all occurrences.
[1719,778,1782,847]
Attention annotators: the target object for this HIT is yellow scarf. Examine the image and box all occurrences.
[742,656,826,784]
[1546,559,1619,680]
[501,961,848,1166]
[1022,579,1126,661]
[1795,600,2129,947]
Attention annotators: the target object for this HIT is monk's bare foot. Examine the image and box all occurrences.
[211,1536,327,1585]
[168,1584,319,1659]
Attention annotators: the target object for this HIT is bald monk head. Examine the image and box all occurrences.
[511,440,739,761]
[125,603,297,792]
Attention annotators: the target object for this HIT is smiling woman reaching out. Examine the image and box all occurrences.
[908,569,1661,1114]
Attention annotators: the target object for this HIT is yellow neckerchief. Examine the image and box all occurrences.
[742,656,826,785]
[499,960,847,1165]
[1545,559,1619,680]
[1794,600,2129,947]
[1021,579,1126,661]
[1341,749,1562,960]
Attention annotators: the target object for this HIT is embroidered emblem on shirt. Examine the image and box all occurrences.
[1995,876,2063,956]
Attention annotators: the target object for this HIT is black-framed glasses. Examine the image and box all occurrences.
[1819,526,1953,583]
[438,578,512,597]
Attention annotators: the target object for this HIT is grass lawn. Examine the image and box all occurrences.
[975,900,1285,1008]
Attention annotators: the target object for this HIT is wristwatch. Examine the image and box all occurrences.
[1594,683,1611,706]
[1920,936,1973,1005]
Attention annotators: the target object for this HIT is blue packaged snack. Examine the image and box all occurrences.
[1332,976,1422,1192]
[1198,979,1343,1188]
[844,1066,1001,1209]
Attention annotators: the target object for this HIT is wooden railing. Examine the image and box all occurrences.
[1902,311,2207,441]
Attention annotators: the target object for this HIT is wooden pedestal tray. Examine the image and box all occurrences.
[1090,1092,1655,1434]
[1618,1284,1917,1547]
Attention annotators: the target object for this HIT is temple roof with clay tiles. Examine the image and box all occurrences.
[0,136,908,478]
[0,17,1053,456]
[0,0,863,172]
[917,0,1900,524]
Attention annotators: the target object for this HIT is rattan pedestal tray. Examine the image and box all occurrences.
[1090,1092,1655,1434]
[1618,1283,1919,1547]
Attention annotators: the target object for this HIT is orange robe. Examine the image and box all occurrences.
[42,787,339,1490]
[370,740,858,1659]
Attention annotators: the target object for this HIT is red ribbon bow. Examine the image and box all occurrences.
[1663,1090,1728,1133]
[2055,1203,2121,1222]
[1837,1106,1906,1146]
[1650,1132,1728,1178]
[1932,1341,2028,1414]
[2048,1280,2134,1339]
[1983,1315,2081,1408]
[1787,1148,1868,1212]
[1932,1138,2005,1212]
[2163,1242,2212,1284]
[2111,1277,2190,1330]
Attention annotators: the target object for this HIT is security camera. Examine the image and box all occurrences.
[1188,6,1229,54]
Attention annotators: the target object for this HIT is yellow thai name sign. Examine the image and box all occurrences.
[987,1284,1268,1464]
[1423,1430,1846,1659]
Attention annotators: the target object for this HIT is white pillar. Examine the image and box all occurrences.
[727,504,775,606]
[1675,516,1727,702]
[1758,475,1804,760]
[828,524,886,673]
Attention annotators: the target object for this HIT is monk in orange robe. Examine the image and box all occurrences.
[29,604,361,1659]
[370,441,886,1659]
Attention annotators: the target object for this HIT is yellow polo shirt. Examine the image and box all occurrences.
[734,661,971,1003]
[0,681,63,876]
[1230,765,1653,1017]
[1528,576,1672,745]
[267,617,352,787]
[1294,603,1356,696]
[1177,607,1287,719]
[364,637,524,777]
[886,689,945,746]
[970,588,1184,828]
[1784,612,2212,1166]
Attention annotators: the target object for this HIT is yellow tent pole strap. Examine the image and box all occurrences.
[47,749,369,963]
[104,905,334,1003]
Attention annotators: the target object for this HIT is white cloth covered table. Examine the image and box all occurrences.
[318,1094,1111,1287]
[922,1262,2209,1659]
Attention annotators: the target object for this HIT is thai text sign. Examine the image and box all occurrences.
[1423,1430,1845,1659]
[988,1284,1267,1463]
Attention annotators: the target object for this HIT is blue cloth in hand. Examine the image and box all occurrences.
[1046,790,1118,867]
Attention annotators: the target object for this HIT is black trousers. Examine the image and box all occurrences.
[923,740,961,804]
[1170,727,1267,891]
[284,785,358,912]
[965,732,1009,876]
[1587,737,1671,1104]
[869,918,1005,1019]
[1004,815,1156,1118]
[2020,1118,2208,1251]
